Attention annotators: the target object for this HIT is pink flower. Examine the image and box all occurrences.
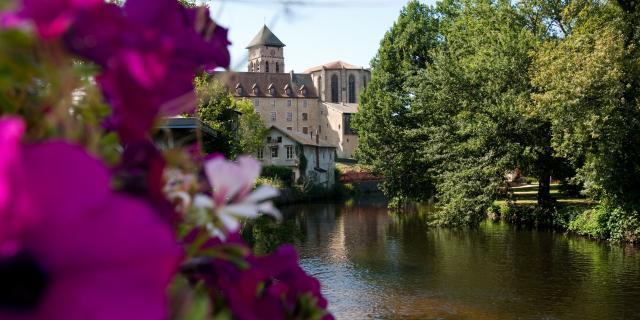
[60,0,230,143]
[193,156,280,235]
[12,0,102,38]
[0,117,181,319]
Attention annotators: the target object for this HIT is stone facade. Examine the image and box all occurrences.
[259,126,336,188]
[212,25,369,161]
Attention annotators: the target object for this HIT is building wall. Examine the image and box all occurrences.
[302,145,335,188]
[257,128,335,188]
[309,69,370,104]
[248,46,285,73]
[246,97,320,136]
[322,104,359,159]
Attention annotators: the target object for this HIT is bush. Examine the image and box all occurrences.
[261,165,294,186]
[255,176,285,190]
[568,202,640,243]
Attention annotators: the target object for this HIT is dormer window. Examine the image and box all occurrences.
[235,83,243,95]
[267,83,276,96]
[284,84,292,96]
[252,84,259,96]
[299,85,307,97]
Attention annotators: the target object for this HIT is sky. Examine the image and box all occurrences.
[204,0,436,73]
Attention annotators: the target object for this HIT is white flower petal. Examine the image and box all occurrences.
[220,203,260,219]
[244,185,280,203]
[193,194,214,209]
[237,156,261,186]
[218,212,241,232]
[204,157,244,202]
[257,201,282,220]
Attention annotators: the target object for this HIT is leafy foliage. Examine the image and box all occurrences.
[194,77,266,157]
[358,0,640,241]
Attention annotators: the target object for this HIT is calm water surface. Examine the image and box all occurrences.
[280,200,640,320]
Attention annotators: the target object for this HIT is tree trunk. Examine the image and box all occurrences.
[537,169,551,207]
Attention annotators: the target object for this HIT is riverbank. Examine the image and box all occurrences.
[279,202,640,319]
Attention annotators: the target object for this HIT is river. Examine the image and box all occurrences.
[278,199,640,320]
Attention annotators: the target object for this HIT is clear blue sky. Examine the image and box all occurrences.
[203,0,435,72]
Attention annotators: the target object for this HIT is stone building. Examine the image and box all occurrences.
[213,25,370,161]
[259,126,336,188]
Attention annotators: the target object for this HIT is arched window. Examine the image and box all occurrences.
[266,61,270,73]
[331,74,339,103]
[276,62,280,73]
[348,75,356,103]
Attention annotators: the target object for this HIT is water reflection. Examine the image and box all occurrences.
[280,202,640,319]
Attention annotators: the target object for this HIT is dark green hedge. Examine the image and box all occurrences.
[261,165,294,186]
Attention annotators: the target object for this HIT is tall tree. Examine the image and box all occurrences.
[352,0,441,205]
[414,0,540,224]
[532,0,640,241]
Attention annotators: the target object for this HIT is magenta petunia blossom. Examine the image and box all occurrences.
[15,0,102,38]
[190,240,333,320]
[0,117,182,320]
[61,0,230,143]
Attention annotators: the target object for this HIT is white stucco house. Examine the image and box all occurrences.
[257,126,336,188]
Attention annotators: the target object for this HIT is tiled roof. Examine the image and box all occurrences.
[268,126,335,148]
[213,71,318,99]
[323,102,359,114]
[246,25,285,48]
[304,60,364,73]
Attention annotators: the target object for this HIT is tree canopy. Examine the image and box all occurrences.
[355,0,640,241]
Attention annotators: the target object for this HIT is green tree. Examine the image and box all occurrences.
[414,0,541,225]
[236,98,267,155]
[351,0,441,205]
[532,0,640,241]
[194,77,265,157]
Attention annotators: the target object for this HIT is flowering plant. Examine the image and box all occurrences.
[0,0,333,319]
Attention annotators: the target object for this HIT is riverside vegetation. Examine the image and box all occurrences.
[353,0,640,242]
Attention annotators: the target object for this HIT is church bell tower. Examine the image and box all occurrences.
[247,25,285,73]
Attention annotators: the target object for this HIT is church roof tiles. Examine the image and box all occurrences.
[304,60,363,73]
[213,71,318,99]
[246,25,286,48]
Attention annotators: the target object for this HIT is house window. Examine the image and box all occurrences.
[271,146,278,158]
[276,62,280,73]
[348,75,356,103]
[287,100,292,107]
[266,136,272,143]
[270,112,276,122]
[363,75,367,88]
[285,145,294,160]
[287,127,292,131]
[287,112,293,122]
[266,61,270,73]
[303,100,308,108]
[254,99,260,107]
[331,74,339,102]
[271,99,276,107]
[277,136,282,143]
[257,148,264,159]
[302,113,308,121]
[318,125,322,133]
[302,127,308,134]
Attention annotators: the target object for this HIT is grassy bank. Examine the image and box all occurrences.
[488,184,628,241]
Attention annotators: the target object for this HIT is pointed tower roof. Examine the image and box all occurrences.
[246,25,286,49]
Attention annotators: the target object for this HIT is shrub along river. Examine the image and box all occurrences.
[276,197,640,319]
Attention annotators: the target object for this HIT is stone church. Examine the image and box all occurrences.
[213,25,370,160]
